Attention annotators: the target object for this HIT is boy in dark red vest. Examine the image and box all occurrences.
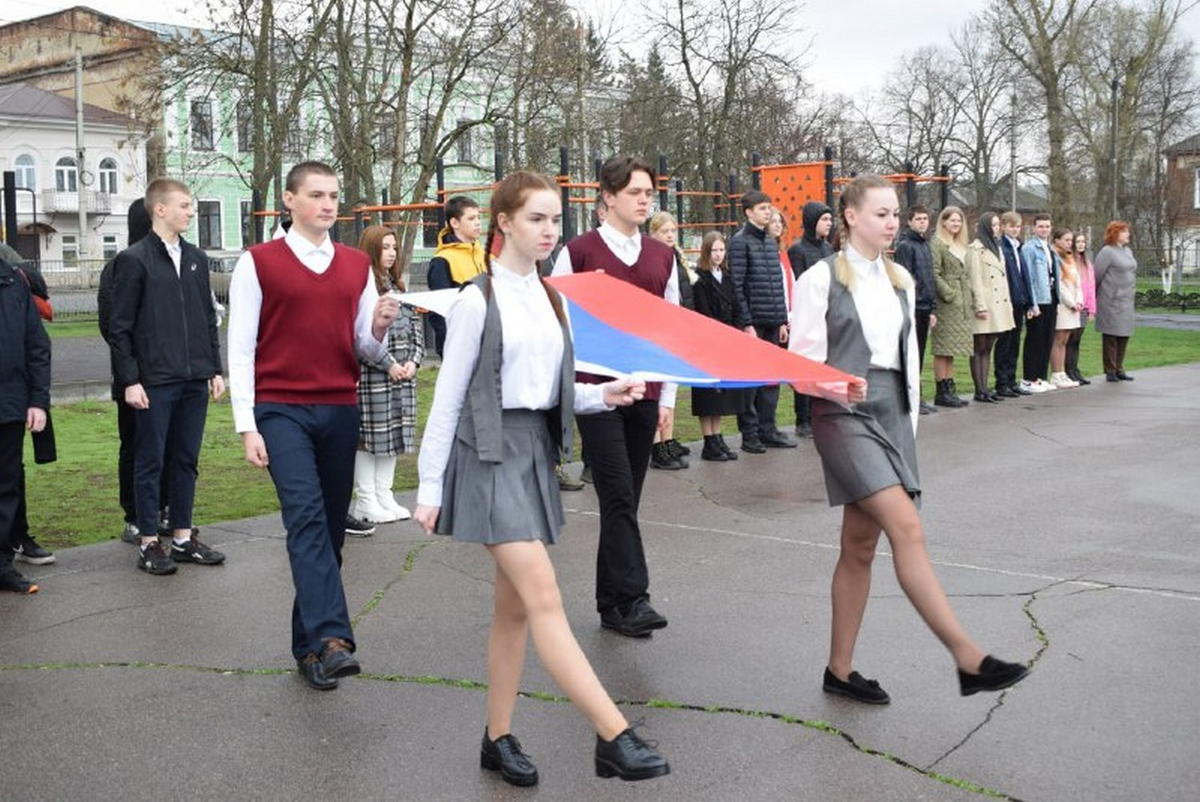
[228,162,399,690]
[551,155,679,637]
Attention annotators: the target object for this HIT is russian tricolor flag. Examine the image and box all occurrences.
[399,272,854,403]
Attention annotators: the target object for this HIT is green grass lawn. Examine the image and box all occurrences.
[23,324,1200,551]
[44,318,103,339]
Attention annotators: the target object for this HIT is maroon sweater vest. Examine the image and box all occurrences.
[566,230,674,401]
[251,239,369,405]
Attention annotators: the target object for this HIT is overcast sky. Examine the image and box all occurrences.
[2,0,1198,97]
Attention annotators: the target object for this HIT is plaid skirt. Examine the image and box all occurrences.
[357,305,423,455]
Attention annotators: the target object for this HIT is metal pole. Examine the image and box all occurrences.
[674,179,684,235]
[2,171,17,248]
[751,152,762,191]
[939,164,950,210]
[75,46,87,257]
[657,155,669,212]
[593,156,603,183]
[560,146,573,242]
[904,160,916,209]
[494,147,504,182]
[435,157,446,228]
[1111,77,1119,220]
[824,146,835,207]
[728,172,739,228]
[252,188,263,244]
[1010,88,1018,212]
[713,179,722,228]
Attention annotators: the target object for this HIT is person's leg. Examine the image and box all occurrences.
[1023,311,1045,382]
[132,383,179,541]
[980,334,997,392]
[1038,304,1058,379]
[755,327,784,438]
[577,410,639,614]
[915,310,931,373]
[736,386,761,443]
[257,404,354,660]
[827,503,882,680]
[1050,330,1069,374]
[164,380,209,535]
[995,311,1023,389]
[490,541,627,740]
[1115,335,1130,373]
[1065,325,1083,378]
[970,337,987,394]
[0,422,25,560]
[485,561,530,739]
[1102,334,1117,375]
[852,486,985,671]
[933,355,953,381]
[313,405,359,574]
[117,399,138,525]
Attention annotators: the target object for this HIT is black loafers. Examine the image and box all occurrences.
[319,637,361,679]
[822,667,891,705]
[740,437,767,454]
[481,730,538,787]
[1117,371,1134,381]
[296,654,338,691]
[595,727,670,781]
[600,598,667,638]
[959,655,1030,696]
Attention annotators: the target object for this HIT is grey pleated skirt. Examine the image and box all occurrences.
[435,409,564,544]
[811,368,921,508]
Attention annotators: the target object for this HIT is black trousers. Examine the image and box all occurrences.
[915,309,932,372]
[1022,303,1057,382]
[576,399,658,613]
[738,324,785,441]
[0,421,25,568]
[994,305,1026,389]
[133,380,209,535]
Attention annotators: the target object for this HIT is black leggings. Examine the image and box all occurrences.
[970,332,1001,393]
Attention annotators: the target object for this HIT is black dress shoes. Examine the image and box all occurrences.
[1106,372,1121,382]
[740,437,766,454]
[296,654,338,691]
[995,386,1021,398]
[481,730,539,787]
[319,637,361,679]
[1117,371,1134,381]
[973,391,996,403]
[762,431,797,448]
[595,727,671,781]
[958,655,1030,696]
[822,667,890,705]
[600,597,668,637]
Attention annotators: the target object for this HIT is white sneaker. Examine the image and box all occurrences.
[1026,379,1052,393]
[377,492,411,521]
[1051,372,1079,389]
[355,497,399,524]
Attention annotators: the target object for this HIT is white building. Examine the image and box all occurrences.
[0,82,146,282]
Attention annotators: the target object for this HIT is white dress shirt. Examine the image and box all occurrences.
[417,262,610,507]
[551,222,679,408]
[789,246,920,433]
[227,229,387,433]
[165,239,182,277]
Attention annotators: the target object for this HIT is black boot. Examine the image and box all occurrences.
[934,379,961,408]
[948,378,969,407]
[650,442,684,470]
[701,435,729,461]
[716,434,739,460]
[665,438,690,466]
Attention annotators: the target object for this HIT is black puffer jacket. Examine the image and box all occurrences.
[729,221,788,328]
[786,201,834,278]
[892,227,936,313]
[0,258,51,423]
[108,231,223,388]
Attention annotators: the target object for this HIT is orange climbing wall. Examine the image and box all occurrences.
[756,163,828,244]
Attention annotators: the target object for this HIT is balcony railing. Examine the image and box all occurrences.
[40,189,114,214]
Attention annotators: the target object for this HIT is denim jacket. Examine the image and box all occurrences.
[1020,237,1059,306]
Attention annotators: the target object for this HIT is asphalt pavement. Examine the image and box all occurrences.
[3,362,1199,800]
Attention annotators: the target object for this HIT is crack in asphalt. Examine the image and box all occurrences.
[0,659,1022,799]
[924,580,1058,775]
[350,540,437,628]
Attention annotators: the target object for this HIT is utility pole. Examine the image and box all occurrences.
[1010,87,1018,213]
[1110,77,1119,220]
[75,46,87,258]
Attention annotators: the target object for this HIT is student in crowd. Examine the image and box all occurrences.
[1021,213,1059,393]
[891,205,939,413]
[785,202,835,434]
[692,231,749,461]
[965,212,1014,402]
[929,206,973,408]
[790,174,1030,705]
[426,196,486,355]
[1050,228,1082,389]
[551,155,678,637]
[350,225,424,527]
[1094,221,1138,382]
[229,161,400,691]
[729,191,796,452]
[1067,232,1097,385]
[994,212,1034,397]
[414,171,670,786]
[647,211,693,471]
[109,179,226,576]
[0,255,51,594]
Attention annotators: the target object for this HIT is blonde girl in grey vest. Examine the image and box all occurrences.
[414,172,670,786]
[790,175,1031,704]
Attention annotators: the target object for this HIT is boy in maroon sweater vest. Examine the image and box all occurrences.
[228,162,399,690]
[551,156,680,637]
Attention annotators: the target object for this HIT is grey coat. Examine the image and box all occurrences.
[1093,245,1137,337]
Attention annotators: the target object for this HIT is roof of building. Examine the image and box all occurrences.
[0,82,129,127]
[1165,134,1200,155]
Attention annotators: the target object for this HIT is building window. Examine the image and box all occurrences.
[456,120,473,164]
[237,99,254,153]
[61,234,78,266]
[98,158,119,194]
[15,154,36,190]
[197,200,222,249]
[55,157,78,193]
[191,99,214,151]
[241,199,253,247]
[102,234,119,260]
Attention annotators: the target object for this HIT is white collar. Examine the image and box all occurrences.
[286,228,335,257]
[599,221,640,249]
[846,244,886,277]
[490,261,540,288]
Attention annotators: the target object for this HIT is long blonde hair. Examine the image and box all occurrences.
[835,174,912,293]
[935,206,970,250]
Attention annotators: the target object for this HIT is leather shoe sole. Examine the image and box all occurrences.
[319,640,361,679]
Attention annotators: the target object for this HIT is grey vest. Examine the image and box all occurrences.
[454,273,576,462]
[822,253,912,414]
